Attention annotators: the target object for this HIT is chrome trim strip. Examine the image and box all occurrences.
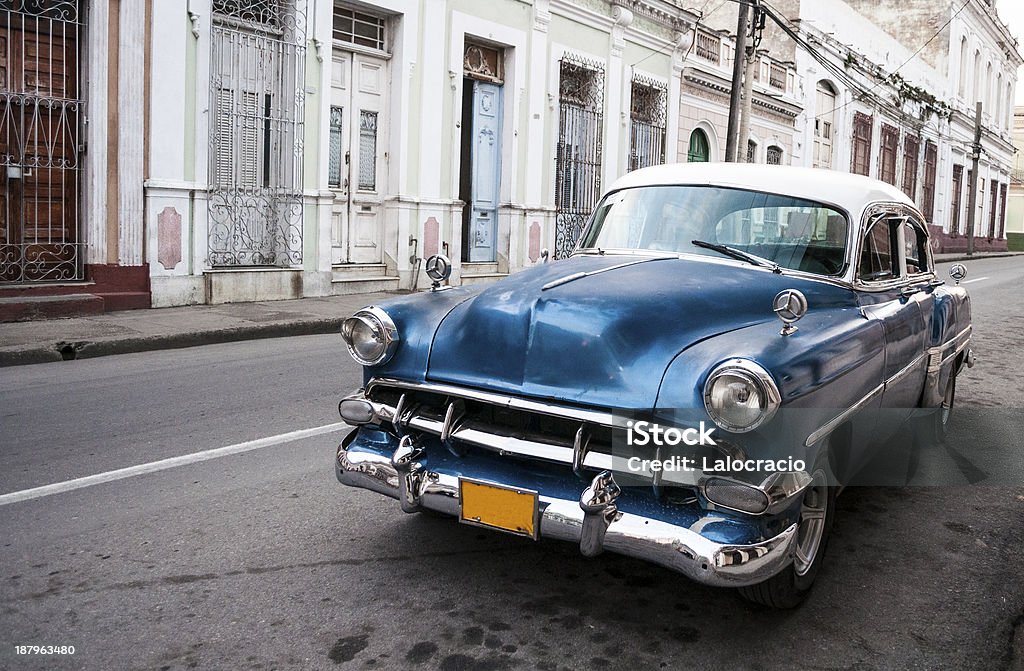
[885,351,928,388]
[805,383,884,447]
[541,257,671,291]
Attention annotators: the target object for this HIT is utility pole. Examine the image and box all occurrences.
[737,5,763,162]
[966,101,982,257]
[725,0,749,162]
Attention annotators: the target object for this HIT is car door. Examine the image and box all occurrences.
[855,209,930,441]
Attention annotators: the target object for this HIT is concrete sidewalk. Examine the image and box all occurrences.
[0,252,1019,367]
[0,291,398,367]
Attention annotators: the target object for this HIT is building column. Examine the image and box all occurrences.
[85,0,109,265]
[602,6,631,188]
[118,0,145,266]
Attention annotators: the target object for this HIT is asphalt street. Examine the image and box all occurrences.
[1,256,1023,671]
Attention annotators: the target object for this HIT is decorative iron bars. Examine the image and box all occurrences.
[554,55,604,260]
[208,0,307,267]
[628,76,666,172]
[0,0,85,283]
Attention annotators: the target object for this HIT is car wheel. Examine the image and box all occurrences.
[738,462,836,609]
[918,372,957,447]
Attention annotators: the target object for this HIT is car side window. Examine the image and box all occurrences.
[902,221,929,276]
[858,217,896,282]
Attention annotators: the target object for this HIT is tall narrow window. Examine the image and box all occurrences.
[628,77,667,171]
[688,129,710,162]
[878,123,898,185]
[958,37,968,98]
[951,165,963,235]
[358,110,378,190]
[766,145,783,165]
[814,81,836,168]
[851,112,872,176]
[746,139,757,164]
[328,106,343,188]
[988,180,998,237]
[998,183,1008,238]
[901,135,919,198]
[922,141,937,222]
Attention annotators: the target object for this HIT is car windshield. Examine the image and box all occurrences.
[579,185,849,276]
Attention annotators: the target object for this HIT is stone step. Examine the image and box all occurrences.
[331,263,390,279]
[98,291,152,312]
[331,276,401,295]
[0,293,104,322]
[462,262,500,275]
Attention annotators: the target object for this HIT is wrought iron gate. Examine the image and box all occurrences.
[553,55,603,260]
[0,0,84,283]
[208,0,306,267]
[628,76,666,172]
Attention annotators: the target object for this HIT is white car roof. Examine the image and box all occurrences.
[607,163,916,221]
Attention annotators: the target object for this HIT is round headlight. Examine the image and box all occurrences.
[340,307,399,366]
[703,359,781,433]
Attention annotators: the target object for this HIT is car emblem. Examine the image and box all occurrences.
[425,253,452,290]
[949,263,967,285]
[772,289,808,336]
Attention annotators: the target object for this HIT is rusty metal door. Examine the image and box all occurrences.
[0,0,83,283]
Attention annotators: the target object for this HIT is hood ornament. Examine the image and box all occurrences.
[949,263,967,285]
[425,254,452,291]
[773,289,807,336]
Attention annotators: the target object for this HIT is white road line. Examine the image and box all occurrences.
[962,277,989,284]
[0,422,350,507]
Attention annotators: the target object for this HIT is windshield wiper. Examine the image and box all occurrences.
[691,240,781,273]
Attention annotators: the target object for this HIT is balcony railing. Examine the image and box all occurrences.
[695,31,720,65]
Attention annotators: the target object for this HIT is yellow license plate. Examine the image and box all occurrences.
[459,478,539,540]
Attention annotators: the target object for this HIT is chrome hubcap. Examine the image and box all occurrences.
[940,378,954,426]
[793,470,828,576]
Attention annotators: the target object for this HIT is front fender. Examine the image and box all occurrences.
[654,306,886,464]
[354,286,484,385]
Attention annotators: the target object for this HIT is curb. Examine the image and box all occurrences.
[0,317,344,368]
[935,253,1024,263]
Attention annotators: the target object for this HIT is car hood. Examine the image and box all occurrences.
[426,254,856,409]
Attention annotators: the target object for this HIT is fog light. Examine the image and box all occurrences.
[339,398,376,425]
[702,477,769,514]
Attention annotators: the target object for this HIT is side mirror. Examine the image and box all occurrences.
[949,263,967,285]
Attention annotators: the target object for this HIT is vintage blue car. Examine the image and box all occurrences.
[334,164,973,607]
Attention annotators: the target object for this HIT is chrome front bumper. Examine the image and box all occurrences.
[336,432,800,588]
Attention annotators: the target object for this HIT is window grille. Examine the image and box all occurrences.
[328,106,343,188]
[628,77,666,171]
[0,0,86,283]
[766,145,782,165]
[554,54,604,259]
[357,110,377,191]
[207,0,307,267]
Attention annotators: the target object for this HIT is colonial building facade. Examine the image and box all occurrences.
[0,0,1018,314]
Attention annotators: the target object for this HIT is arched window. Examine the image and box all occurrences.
[958,37,969,97]
[746,139,757,163]
[996,72,1002,125]
[973,50,981,103]
[767,145,783,165]
[986,62,993,110]
[814,80,837,168]
[1008,83,1015,128]
[688,129,710,162]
